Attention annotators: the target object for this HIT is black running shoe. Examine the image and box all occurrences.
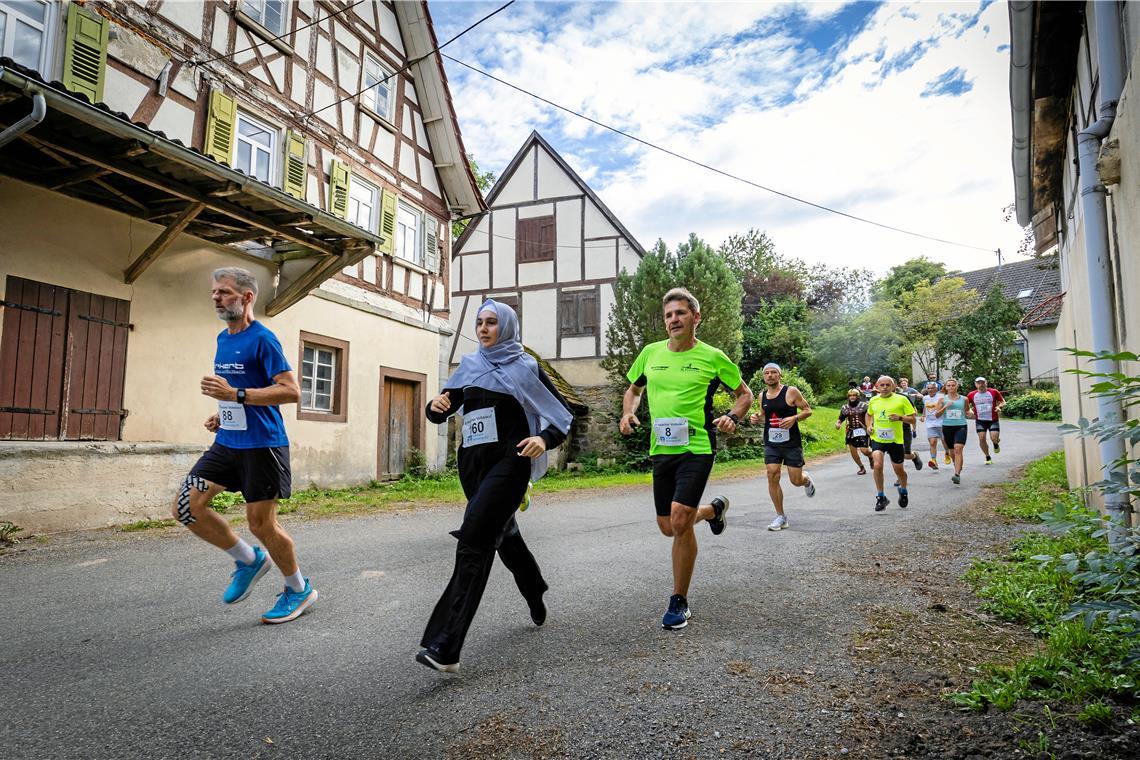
[528,593,547,627]
[898,489,909,508]
[708,495,730,535]
[875,494,889,512]
[912,456,923,471]
[416,648,459,674]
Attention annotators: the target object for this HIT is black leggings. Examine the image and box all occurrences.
[421,454,546,660]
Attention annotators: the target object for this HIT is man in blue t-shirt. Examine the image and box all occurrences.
[171,267,317,625]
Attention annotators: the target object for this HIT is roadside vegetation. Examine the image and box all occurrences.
[1002,387,1062,421]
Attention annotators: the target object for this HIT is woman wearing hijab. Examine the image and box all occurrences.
[417,299,574,674]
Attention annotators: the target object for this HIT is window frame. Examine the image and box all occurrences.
[0,0,55,74]
[238,0,287,36]
[395,201,423,267]
[232,111,279,185]
[348,175,379,232]
[516,215,556,263]
[361,54,396,123]
[297,332,349,423]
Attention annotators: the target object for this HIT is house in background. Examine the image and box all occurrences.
[1007,1,1137,517]
[911,258,1063,387]
[0,0,484,533]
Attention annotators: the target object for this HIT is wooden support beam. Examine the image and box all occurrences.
[207,181,243,197]
[265,243,374,316]
[19,132,342,256]
[209,230,271,245]
[123,202,206,284]
[47,166,111,189]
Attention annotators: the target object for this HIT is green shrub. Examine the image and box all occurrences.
[1003,389,1061,420]
[0,520,23,544]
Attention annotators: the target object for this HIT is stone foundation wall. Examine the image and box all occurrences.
[573,385,625,457]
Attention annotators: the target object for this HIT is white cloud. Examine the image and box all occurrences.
[436,0,1023,276]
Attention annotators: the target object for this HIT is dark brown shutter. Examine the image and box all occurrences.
[559,291,575,333]
[580,290,598,334]
[65,291,130,440]
[0,277,68,440]
[517,215,556,262]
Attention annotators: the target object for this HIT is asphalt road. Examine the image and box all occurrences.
[1,420,1063,759]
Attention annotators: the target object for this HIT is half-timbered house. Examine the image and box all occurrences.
[0,0,485,532]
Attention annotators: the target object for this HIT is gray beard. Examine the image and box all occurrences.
[215,305,242,322]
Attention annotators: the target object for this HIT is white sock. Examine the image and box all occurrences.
[225,538,257,565]
[284,570,305,592]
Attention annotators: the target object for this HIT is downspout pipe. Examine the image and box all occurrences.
[1008,1,1034,226]
[0,72,46,148]
[1076,0,1130,534]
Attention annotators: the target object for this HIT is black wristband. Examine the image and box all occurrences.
[726,412,740,424]
[236,388,247,404]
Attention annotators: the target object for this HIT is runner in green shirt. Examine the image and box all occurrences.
[620,287,753,630]
[864,376,917,512]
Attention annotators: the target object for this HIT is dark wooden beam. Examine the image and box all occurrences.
[207,181,243,197]
[123,202,206,283]
[18,132,343,256]
[46,166,111,189]
[265,243,374,316]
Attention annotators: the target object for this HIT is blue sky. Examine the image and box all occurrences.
[430,1,1021,275]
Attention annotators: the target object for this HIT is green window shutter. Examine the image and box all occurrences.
[423,215,440,273]
[328,159,351,219]
[62,3,109,102]
[203,90,237,164]
[283,131,307,199]
[378,190,397,256]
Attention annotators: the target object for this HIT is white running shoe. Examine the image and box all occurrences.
[767,514,788,531]
[803,472,816,497]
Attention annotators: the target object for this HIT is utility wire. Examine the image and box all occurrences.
[443,54,998,254]
[305,0,515,118]
[192,1,366,67]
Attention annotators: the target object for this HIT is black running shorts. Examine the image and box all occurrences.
[651,453,714,516]
[845,433,869,448]
[975,419,1001,432]
[764,444,806,468]
[942,426,969,447]
[871,440,905,464]
[189,442,292,502]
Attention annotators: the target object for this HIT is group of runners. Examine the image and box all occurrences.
[173,270,1011,674]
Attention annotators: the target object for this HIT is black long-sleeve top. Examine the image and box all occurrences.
[426,368,571,457]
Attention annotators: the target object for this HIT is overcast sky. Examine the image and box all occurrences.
[430,0,1022,276]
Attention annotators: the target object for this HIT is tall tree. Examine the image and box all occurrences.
[872,256,949,303]
[896,277,977,378]
[813,302,904,382]
[937,283,1023,390]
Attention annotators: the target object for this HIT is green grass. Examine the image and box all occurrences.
[951,451,1140,714]
[122,518,177,532]
[990,451,1076,521]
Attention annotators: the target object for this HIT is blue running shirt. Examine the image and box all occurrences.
[213,321,291,449]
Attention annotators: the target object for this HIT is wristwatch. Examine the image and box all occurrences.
[726,412,740,424]
[236,388,247,404]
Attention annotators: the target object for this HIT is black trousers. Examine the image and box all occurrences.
[420,452,547,660]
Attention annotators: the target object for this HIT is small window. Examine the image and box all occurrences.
[517,215,555,262]
[348,177,378,232]
[396,202,422,266]
[1016,288,1034,299]
[298,332,349,423]
[240,0,285,35]
[559,290,598,338]
[0,0,51,71]
[233,112,277,183]
[361,55,395,122]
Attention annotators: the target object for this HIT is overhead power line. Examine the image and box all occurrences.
[442,54,997,254]
[306,0,515,119]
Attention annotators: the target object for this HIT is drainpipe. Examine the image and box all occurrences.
[0,77,46,148]
[1076,1,1130,534]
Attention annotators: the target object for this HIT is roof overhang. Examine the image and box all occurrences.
[0,64,381,316]
[394,1,487,220]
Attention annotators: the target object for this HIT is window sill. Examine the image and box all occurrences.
[297,409,347,424]
[361,107,398,133]
[235,10,294,58]
[391,256,430,275]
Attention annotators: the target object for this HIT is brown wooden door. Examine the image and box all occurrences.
[383,378,415,477]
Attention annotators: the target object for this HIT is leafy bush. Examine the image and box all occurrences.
[1003,389,1061,420]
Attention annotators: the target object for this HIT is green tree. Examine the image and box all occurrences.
[937,283,1023,389]
[675,235,744,362]
[741,298,810,380]
[872,256,949,303]
[896,276,977,378]
[451,157,496,239]
[813,302,903,381]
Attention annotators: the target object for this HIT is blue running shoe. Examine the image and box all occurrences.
[261,578,318,624]
[661,594,691,630]
[223,546,271,604]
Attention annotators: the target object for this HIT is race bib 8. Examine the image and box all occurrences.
[768,427,791,444]
[653,417,690,447]
[945,408,964,420]
[218,401,247,431]
[875,427,896,441]
[462,407,499,447]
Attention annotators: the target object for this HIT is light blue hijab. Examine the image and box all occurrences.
[444,299,573,480]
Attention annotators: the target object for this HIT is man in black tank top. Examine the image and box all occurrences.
[747,363,816,530]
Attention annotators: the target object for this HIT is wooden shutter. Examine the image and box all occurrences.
[558,291,575,334]
[378,190,397,255]
[328,159,351,219]
[62,3,108,102]
[538,216,556,259]
[423,215,440,273]
[517,216,555,262]
[283,131,307,199]
[64,291,131,441]
[0,278,68,440]
[580,290,599,335]
[204,90,237,164]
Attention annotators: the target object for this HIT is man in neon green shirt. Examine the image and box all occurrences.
[620,287,753,630]
[864,375,917,512]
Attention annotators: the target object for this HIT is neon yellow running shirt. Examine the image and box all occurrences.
[626,340,743,455]
[866,393,915,445]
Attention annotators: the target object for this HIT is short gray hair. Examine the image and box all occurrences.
[212,266,258,296]
[662,287,699,314]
